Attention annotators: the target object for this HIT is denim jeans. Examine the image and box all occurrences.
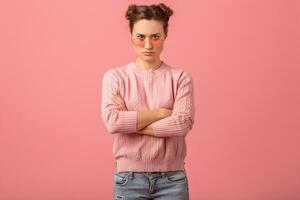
[113,169,189,200]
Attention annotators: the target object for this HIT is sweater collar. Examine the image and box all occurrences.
[129,60,167,77]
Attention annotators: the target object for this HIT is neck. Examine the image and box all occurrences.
[134,58,163,70]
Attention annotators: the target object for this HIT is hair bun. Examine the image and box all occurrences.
[125,4,138,20]
[157,3,173,18]
[125,3,174,36]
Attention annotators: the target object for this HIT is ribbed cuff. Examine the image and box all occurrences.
[151,118,173,137]
[119,110,138,133]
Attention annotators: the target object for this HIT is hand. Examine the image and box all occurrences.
[112,94,128,111]
[137,124,154,136]
[159,108,172,118]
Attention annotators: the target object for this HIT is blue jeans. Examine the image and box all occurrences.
[113,170,189,200]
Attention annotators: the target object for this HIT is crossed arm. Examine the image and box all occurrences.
[101,70,194,137]
[111,94,172,136]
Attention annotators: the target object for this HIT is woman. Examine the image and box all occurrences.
[101,3,194,200]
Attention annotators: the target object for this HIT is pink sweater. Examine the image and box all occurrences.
[101,61,195,172]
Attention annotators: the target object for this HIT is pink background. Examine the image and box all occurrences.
[1,0,299,199]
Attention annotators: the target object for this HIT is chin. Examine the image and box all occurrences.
[142,55,156,60]
[144,58,156,62]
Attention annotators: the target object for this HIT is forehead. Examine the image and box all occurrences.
[133,19,164,35]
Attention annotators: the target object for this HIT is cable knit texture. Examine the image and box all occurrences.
[101,61,195,172]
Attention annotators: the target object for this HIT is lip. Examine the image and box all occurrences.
[142,52,154,54]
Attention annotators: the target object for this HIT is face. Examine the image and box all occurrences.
[130,19,166,62]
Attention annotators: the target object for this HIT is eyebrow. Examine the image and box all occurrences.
[136,33,161,36]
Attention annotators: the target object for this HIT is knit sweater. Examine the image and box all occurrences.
[101,60,195,172]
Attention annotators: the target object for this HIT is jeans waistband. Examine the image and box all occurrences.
[124,170,185,180]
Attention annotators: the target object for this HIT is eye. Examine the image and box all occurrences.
[152,35,160,40]
[137,35,145,40]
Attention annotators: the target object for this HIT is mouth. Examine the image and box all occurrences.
[142,52,155,55]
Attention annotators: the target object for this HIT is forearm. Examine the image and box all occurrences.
[136,124,155,135]
[137,109,164,131]
[150,114,194,137]
[137,114,194,137]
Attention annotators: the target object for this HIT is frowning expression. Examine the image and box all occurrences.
[130,19,166,61]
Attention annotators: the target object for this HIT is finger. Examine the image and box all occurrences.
[116,105,122,111]
[112,95,127,110]
[112,97,123,106]
[118,105,126,111]
[114,97,127,109]
[112,95,120,102]
[114,102,122,109]
[114,102,125,110]
[114,96,126,106]
[112,98,119,104]
[113,97,123,105]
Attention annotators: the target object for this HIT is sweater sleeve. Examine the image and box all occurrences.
[101,69,138,134]
[151,71,195,137]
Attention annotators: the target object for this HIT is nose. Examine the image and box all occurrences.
[144,38,153,49]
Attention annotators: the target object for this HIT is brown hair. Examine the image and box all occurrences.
[125,3,174,37]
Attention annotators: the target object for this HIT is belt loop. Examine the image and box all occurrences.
[161,172,166,178]
[129,171,133,179]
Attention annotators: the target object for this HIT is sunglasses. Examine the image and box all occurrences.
[131,35,163,47]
